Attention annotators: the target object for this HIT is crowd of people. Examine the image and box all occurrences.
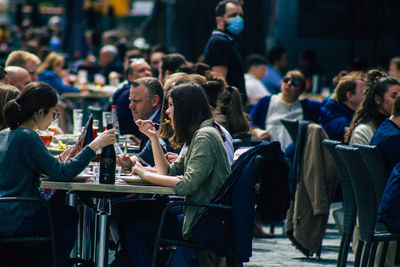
[2,0,400,266]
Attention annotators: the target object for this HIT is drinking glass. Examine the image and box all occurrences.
[93,119,99,138]
[38,130,53,147]
[73,109,83,135]
[102,112,112,131]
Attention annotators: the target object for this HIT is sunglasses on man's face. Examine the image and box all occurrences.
[282,77,300,87]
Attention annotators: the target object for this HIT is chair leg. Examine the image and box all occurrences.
[336,234,345,267]
[378,241,389,267]
[368,241,378,267]
[315,241,322,260]
[361,241,372,267]
[270,224,275,234]
[341,232,352,267]
[354,240,364,267]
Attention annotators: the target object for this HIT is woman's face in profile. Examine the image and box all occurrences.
[165,97,175,130]
[377,85,400,116]
[37,106,58,131]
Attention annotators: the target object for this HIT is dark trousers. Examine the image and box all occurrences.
[124,214,196,267]
[10,205,78,267]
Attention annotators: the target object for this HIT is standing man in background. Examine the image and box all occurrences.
[204,0,247,105]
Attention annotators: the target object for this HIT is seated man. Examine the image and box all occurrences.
[112,58,152,136]
[320,75,365,142]
[250,70,321,151]
[245,54,271,105]
[370,94,400,173]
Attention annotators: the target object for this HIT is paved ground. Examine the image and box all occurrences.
[245,221,353,267]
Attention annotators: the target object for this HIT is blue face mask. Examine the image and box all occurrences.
[226,16,244,35]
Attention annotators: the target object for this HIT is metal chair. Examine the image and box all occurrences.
[0,197,57,267]
[335,145,400,267]
[323,140,356,267]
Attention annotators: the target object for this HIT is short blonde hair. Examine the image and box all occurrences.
[5,50,41,68]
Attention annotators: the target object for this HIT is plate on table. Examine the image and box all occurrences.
[119,175,151,185]
[73,173,92,181]
[48,147,65,155]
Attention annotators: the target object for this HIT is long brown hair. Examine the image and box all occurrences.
[344,69,400,143]
[168,83,212,148]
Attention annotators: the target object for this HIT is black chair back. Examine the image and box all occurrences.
[323,140,356,234]
[280,118,299,144]
[353,144,389,206]
[335,145,377,242]
[0,197,56,267]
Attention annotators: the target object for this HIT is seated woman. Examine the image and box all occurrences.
[123,83,231,267]
[345,69,400,145]
[38,52,80,95]
[0,83,19,130]
[0,82,115,266]
[250,70,321,151]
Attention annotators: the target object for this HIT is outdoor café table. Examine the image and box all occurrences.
[40,178,175,267]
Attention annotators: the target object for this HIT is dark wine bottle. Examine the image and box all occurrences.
[99,123,116,184]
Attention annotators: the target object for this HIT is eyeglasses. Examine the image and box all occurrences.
[52,111,59,120]
[282,77,300,87]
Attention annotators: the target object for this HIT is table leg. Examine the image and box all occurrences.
[95,198,111,267]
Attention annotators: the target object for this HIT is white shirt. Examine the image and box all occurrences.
[245,73,270,105]
[265,94,303,150]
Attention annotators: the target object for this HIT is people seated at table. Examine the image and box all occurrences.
[0,83,19,130]
[112,58,152,136]
[319,74,366,142]
[5,50,41,82]
[345,70,400,145]
[250,70,321,151]
[262,46,287,94]
[0,82,116,266]
[245,54,271,105]
[370,94,400,173]
[125,83,231,267]
[37,52,80,95]
[4,66,31,91]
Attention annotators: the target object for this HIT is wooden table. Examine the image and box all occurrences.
[40,179,175,267]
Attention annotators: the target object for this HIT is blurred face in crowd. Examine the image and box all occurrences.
[127,60,152,82]
[129,84,158,121]
[25,60,38,82]
[6,66,31,91]
[249,64,267,80]
[99,50,115,68]
[281,73,303,103]
[376,85,400,116]
[347,80,366,111]
[389,63,400,80]
[150,52,164,76]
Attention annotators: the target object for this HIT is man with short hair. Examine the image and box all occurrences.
[158,53,187,85]
[204,0,247,105]
[129,77,163,150]
[5,66,31,91]
[5,50,41,82]
[320,75,365,142]
[262,46,287,94]
[389,57,400,80]
[371,93,400,173]
[112,59,152,136]
[245,54,271,105]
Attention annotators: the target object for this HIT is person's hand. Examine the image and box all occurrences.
[143,166,157,173]
[131,161,146,178]
[135,119,158,139]
[165,152,179,163]
[117,154,135,171]
[252,128,271,140]
[89,129,116,152]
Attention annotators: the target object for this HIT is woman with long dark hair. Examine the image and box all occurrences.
[123,83,231,266]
